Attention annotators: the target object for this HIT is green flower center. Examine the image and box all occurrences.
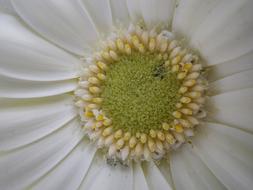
[101,52,181,133]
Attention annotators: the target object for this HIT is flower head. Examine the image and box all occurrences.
[0,0,253,190]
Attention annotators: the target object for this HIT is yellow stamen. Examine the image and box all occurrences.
[172,111,182,118]
[89,86,101,94]
[162,122,170,130]
[129,136,137,148]
[149,129,157,138]
[157,131,165,141]
[175,124,184,133]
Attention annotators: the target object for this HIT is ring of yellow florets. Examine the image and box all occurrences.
[75,25,207,162]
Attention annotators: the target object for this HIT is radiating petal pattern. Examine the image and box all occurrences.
[142,162,173,190]
[11,0,99,55]
[0,118,84,190]
[81,0,113,36]
[207,88,253,133]
[0,74,77,98]
[80,155,133,190]
[193,122,253,190]
[208,51,253,82]
[0,13,80,81]
[31,139,96,190]
[171,144,226,190]
[110,0,130,27]
[133,163,149,190]
[172,0,220,39]
[126,0,141,23]
[190,0,253,65]
[0,95,76,151]
[209,69,253,95]
[140,0,175,29]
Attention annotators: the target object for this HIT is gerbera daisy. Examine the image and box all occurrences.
[0,0,253,190]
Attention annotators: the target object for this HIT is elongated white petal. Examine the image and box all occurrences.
[110,0,130,26]
[207,88,253,133]
[0,119,84,190]
[133,163,149,190]
[142,162,173,190]
[208,51,253,82]
[157,160,175,189]
[171,144,226,190]
[0,75,76,98]
[126,0,141,23]
[0,95,76,150]
[140,0,175,29]
[209,69,253,95]
[172,0,220,39]
[0,13,80,81]
[11,0,99,55]
[191,0,253,64]
[81,0,113,35]
[193,122,253,190]
[31,140,97,190]
[80,158,133,190]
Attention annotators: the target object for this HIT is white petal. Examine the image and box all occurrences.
[192,122,253,190]
[0,95,76,150]
[0,13,80,81]
[142,161,173,190]
[0,75,76,98]
[140,0,175,29]
[110,0,130,27]
[133,163,149,190]
[0,0,16,15]
[208,51,253,82]
[157,160,175,189]
[80,157,133,190]
[11,0,99,55]
[207,88,253,132]
[209,69,253,95]
[32,140,96,190]
[0,118,84,190]
[170,144,226,190]
[126,0,141,23]
[172,0,220,39]
[81,0,113,36]
[191,0,253,64]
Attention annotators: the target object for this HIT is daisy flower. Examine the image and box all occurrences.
[0,0,253,190]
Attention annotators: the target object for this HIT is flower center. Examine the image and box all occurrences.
[75,25,207,163]
[101,52,181,134]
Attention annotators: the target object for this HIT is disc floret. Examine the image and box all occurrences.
[75,25,206,162]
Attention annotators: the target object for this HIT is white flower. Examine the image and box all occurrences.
[0,0,253,190]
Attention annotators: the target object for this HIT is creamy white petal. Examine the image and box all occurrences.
[0,13,80,81]
[0,74,77,98]
[0,95,76,151]
[192,122,253,190]
[170,144,226,190]
[133,163,149,190]
[191,0,253,65]
[11,0,99,55]
[142,162,173,190]
[80,156,133,190]
[81,0,113,36]
[126,0,141,23]
[208,51,253,82]
[140,0,175,29]
[31,139,96,190]
[172,0,220,39]
[209,69,253,95]
[110,0,130,27]
[157,160,175,189]
[207,88,253,133]
[0,118,84,190]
